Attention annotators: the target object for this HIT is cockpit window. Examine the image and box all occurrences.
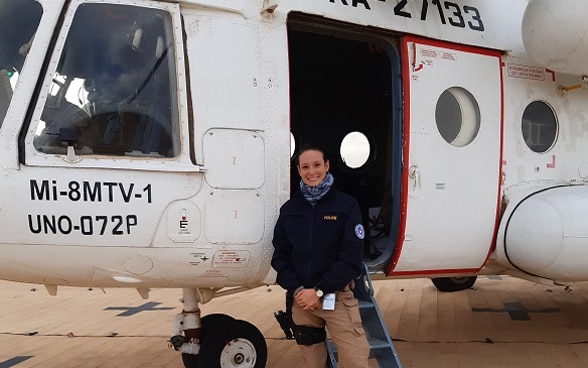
[0,0,42,128]
[33,3,179,158]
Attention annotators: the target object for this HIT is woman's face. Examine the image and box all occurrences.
[297,149,330,187]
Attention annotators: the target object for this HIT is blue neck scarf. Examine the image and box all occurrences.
[300,172,334,205]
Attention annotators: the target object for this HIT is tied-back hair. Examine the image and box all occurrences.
[294,143,329,166]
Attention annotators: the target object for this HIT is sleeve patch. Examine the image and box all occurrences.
[354,224,365,240]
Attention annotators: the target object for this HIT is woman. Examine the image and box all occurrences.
[272,145,370,368]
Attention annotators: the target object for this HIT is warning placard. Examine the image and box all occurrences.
[212,250,250,268]
[507,63,545,81]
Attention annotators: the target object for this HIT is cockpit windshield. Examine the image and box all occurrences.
[33,3,180,158]
[0,0,42,127]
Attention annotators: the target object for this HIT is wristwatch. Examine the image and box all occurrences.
[313,286,324,298]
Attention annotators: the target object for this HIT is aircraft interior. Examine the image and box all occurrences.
[287,15,403,270]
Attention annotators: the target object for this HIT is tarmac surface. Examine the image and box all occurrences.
[2,275,588,367]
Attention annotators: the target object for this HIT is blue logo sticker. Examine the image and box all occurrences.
[354,224,365,240]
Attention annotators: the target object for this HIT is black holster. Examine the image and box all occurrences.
[274,291,326,346]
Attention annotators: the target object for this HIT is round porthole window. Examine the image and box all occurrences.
[435,87,480,147]
[290,132,296,158]
[340,131,371,169]
[521,101,558,153]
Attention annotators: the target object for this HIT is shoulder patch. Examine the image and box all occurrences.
[354,224,365,240]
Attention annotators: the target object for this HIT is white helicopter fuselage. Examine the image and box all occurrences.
[1,0,588,294]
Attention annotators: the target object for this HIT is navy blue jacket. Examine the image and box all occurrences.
[271,188,364,294]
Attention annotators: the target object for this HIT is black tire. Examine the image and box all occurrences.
[200,314,236,338]
[199,319,267,368]
[431,276,477,292]
[181,314,236,368]
[181,350,199,368]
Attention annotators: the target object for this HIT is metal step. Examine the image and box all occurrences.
[327,264,402,368]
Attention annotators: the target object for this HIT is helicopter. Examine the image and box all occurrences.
[1,0,588,366]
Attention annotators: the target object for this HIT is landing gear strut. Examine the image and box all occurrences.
[170,288,267,368]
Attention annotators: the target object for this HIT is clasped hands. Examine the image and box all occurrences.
[295,288,321,311]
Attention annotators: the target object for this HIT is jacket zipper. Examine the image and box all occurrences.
[305,202,315,285]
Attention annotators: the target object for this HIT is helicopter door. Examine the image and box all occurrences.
[392,36,502,275]
[15,1,197,249]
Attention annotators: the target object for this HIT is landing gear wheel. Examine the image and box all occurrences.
[200,314,237,337]
[199,319,267,368]
[432,276,477,292]
[181,314,236,368]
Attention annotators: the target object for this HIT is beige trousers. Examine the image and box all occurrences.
[291,287,370,368]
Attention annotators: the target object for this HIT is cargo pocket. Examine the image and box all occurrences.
[341,298,363,330]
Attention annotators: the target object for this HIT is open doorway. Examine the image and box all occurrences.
[287,15,403,271]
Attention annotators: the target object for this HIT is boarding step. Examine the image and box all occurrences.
[326,264,402,368]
